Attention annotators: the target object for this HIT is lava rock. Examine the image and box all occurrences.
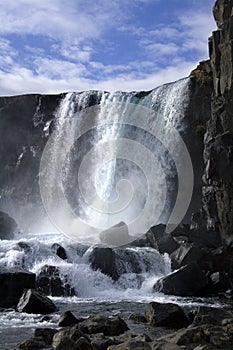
[51,243,67,260]
[17,289,56,314]
[153,263,208,297]
[144,302,189,329]
[58,310,81,327]
[99,221,130,247]
[0,210,17,240]
[36,265,75,297]
[0,267,35,308]
[89,247,119,281]
[78,315,129,336]
[146,225,179,254]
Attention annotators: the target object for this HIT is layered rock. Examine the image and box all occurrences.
[203,0,233,243]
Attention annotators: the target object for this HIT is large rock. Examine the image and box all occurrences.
[17,289,56,314]
[36,265,75,297]
[78,315,129,336]
[144,302,189,329]
[0,210,17,240]
[99,222,131,247]
[0,267,35,308]
[89,247,119,281]
[51,243,67,260]
[153,263,208,297]
[146,225,179,254]
[170,244,205,270]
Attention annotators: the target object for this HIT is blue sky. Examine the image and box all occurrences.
[0,0,216,95]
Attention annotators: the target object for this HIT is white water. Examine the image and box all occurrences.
[39,77,192,245]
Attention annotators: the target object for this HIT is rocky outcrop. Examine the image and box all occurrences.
[0,210,17,239]
[0,267,35,308]
[203,0,233,244]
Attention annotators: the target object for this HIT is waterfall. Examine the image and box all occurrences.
[39,78,192,245]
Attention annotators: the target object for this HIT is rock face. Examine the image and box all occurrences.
[0,210,17,239]
[203,0,233,244]
[0,267,35,308]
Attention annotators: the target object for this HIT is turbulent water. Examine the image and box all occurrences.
[39,77,192,245]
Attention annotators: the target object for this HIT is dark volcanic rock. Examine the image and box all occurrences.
[0,267,35,308]
[0,210,17,240]
[58,310,80,327]
[89,247,119,281]
[153,263,208,297]
[146,225,179,254]
[51,243,67,260]
[36,265,75,297]
[78,315,129,336]
[17,289,56,314]
[144,302,189,329]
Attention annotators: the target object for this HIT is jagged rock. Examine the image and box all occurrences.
[58,311,82,327]
[0,267,35,308]
[146,225,179,254]
[36,265,75,297]
[170,244,205,270]
[17,289,56,314]
[99,221,131,247]
[192,306,233,326]
[19,337,48,349]
[89,247,119,281]
[51,243,67,260]
[144,302,189,329]
[153,263,208,297]
[78,315,129,336]
[34,328,58,345]
[0,210,17,240]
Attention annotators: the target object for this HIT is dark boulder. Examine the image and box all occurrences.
[0,267,35,308]
[89,247,119,281]
[36,265,75,297]
[78,315,129,336]
[189,228,222,248]
[52,328,90,348]
[51,243,67,260]
[0,210,17,240]
[192,306,233,326]
[170,244,205,270]
[19,337,48,349]
[17,289,56,314]
[144,302,189,329]
[99,221,130,247]
[146,225,179,254]
[58,310,81,327]
[153,263,208,297]
[34,328,58,345]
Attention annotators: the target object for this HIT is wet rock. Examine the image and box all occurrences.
[158,326,205,346]
[189,228,222,248]
[203,325,231,348]
[78,315,129,336]
[52,335,77,350]
[36,265,75,297]
[58,311,81,327]
[0,210,17,240]
[153,263,208,297]
[51,243,67,260]
[19,337,49,349]
[0,267,35,308]
[192,306,233,326]
[34,328,58,345]
[170,244,205,270]
[107,336,152,350]
[52,328,89,348]
[146,225,179,254]
[89,247,119,281]
[17,289,56,314]
[17,241,32,253]
[144,302,189,329]
[76,243,89,257]
[99,221,131,247]
[151,343,182,350]
[129,313,147,323]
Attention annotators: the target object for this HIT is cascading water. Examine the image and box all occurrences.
[39,77,192,245]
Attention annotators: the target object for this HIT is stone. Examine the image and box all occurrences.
[153,263,208,297]
[34,328,58,345]
[51,243,67,260]
[170,244,205,270]
[151,343,182,350]
[89,247,119,281]
[36,265,75,297]
[146,225,179,254]
[107,338,152,350]
[53,335,77,350]
[129,313,147,323]
[78,315,129,336]
[192,306,233,326]
[0,210,17,240]
[144,302,189,329]
[17,289,56,314]
[52,328,89,348]
[99,222,130,247]
[58,311,80,327]
[19,338,49,349]
[159,326,205,346]
[0,267,35,308]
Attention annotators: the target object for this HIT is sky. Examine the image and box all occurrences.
[0,0,216,96]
